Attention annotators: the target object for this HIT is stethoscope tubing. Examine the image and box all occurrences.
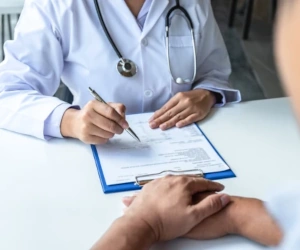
[93,0,123,59]
[93,0,197,83]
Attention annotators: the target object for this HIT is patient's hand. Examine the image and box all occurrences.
[184,192,234,240]
[185,195,282,246]
[123,194,283,246]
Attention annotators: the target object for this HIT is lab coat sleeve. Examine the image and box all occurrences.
[0,0,71,140]
[192,1,241,106]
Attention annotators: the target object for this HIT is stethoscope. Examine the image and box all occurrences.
[93,0,197,84]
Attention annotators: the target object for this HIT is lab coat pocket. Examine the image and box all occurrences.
[168,35,197,96]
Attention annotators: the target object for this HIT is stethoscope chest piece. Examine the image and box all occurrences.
[117,58,137,77]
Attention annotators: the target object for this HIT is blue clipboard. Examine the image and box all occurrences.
[91,124,236,194]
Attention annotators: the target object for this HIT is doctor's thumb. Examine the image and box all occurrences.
[192,194,231,222]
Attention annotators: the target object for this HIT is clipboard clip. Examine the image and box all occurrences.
[135,169,204,187]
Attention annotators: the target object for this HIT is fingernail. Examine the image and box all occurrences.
[220,194,230,206]
[150,122,157,128]
[149,116,154,122]
[176,122,183,128]
[160,124,167,130]
[121,120,129,129]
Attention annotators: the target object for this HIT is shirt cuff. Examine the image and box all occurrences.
[43,103,79,140]
[193,84,242,107]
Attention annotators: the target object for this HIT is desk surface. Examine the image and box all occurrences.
[0,97,299,250]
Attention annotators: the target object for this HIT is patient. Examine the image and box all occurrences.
[91,1,300,249]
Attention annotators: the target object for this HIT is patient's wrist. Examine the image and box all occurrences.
[227,197,283,246]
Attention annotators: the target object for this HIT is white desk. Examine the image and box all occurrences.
[0,97,299,250]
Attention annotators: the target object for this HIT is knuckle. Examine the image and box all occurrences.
[177,176,188,186]
[81,113,88,122]
[107,132,115,139]
[153,111,159,117]
[190,206,203,219]
[93,137,108,145]
[208,196,222,210]
[100,138,109,144]
[81,134,90,143]
[185,116,195,124]
[168,111,173,118]
[81,123,89,133]
[156,117,162,124]
[163,175,175,185]
[80,108,93,120]
[119,104,126,112]
[163,122,169,128]
[91,99,99,106]
[86,100,94,109]
[104,106,115,117]
[164,174,173,180]
[163,105,169,111]
[184,98,192,105]
[186,117,194,123]
[108,121,118,132]
[176,92,184,99]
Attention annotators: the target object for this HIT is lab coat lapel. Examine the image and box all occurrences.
[112,0,142,37]
[141,0,169,38]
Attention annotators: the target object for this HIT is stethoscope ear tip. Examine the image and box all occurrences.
[176,78,191,84]
[176,78,184,84]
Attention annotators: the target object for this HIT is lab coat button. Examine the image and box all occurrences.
[144,90,153,97]
[141,38,148,46]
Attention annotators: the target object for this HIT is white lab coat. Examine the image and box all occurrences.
[0,0,241,139]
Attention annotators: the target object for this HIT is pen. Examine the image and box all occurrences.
[88,87,141,142]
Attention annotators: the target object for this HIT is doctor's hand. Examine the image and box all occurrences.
[149,89,216,130]
[60,101,129,144]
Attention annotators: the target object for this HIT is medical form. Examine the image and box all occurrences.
[95,113,229,186]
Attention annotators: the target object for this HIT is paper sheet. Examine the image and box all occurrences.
[96,113,229,185]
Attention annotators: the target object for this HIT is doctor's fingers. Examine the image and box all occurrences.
[87,123,115,139]
[108,102,126,118]
[149,96,180,124]
[89,109,125,135]
[156,108,195,130]
[176,112,209,128]
[149,104,186,129]
[81,135,109,145]
[89,100,129,129]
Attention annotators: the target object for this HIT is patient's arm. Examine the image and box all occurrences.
[186,196,283,246]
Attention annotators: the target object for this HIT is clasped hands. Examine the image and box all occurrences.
[120,176,281,246]
[121,176,235,243]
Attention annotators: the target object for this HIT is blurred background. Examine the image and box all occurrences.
[0,0,284,103]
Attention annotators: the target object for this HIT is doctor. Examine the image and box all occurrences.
[0,0,241,144]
